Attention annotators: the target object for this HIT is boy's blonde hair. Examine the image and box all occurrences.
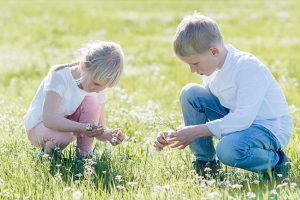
[52,41,124,88]
[173,13,223,56]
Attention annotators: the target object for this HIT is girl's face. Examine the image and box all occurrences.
[81,78,107,93]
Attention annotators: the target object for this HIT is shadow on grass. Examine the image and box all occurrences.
[40,147,121,191]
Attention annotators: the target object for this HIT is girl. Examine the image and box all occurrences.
[24,41,125,158]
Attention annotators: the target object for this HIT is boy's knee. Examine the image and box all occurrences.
[179,83,207,105]
[216,138,244,167]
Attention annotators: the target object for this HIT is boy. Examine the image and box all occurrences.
[154,13,292,180]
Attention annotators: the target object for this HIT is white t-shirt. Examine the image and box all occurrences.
[205,45,292,149]
[24,67,106,131]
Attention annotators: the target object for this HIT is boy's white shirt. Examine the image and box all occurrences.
[24,67,106,131]
[204,45,292,149]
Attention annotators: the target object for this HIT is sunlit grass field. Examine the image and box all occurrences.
[0,0,300,199]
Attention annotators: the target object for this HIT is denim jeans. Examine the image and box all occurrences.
[179,83,282,172]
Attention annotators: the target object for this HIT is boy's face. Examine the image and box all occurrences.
[178,49,219,76]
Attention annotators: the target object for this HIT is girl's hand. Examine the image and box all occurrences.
[83,123,105,137]
[103,129,125,146]
[153,130,176,151]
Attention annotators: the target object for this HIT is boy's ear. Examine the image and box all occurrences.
[209,47,219,56]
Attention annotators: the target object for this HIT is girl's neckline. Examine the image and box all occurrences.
[65,67,87,94]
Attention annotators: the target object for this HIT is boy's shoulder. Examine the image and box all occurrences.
[230,46,265,70]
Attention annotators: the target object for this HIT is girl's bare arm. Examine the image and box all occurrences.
[42,91,85,133]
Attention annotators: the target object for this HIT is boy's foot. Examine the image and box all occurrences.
[262,150,291,181]
[192,159,222,179]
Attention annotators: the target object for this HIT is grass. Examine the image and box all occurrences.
[0,0,299,199]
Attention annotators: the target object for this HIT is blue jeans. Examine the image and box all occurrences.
[179,83,281,172]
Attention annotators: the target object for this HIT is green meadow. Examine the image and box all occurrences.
[0,0,299,199]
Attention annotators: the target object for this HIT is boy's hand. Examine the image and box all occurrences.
[167,125,199,149]
[153,130,176,151]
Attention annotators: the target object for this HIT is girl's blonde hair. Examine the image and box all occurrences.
[173,13,223,56]
[51,41,124,88]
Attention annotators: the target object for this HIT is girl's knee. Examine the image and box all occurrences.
[27,130,44,147]
[55,132,75,149]
[79,96,101,121]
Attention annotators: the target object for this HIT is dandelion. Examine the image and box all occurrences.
[73,190,83,200]
[102,171,107,174]
[246,192,256,199]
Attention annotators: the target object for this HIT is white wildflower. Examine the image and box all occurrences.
[291,182,297,188]
[1,189,10,197]
[231,184,243,189]
[246,192,256,198]
[270,189,277,195]
[127,181,138,188]
[204,167,211,172]
[276,182,288,188]
[251,180,260,184]
[115,175,122,181]
[72,190,83,200]
[276,174,283,178]
[116,185,125,190]
[207,179,216,186]
[208,191,219,199]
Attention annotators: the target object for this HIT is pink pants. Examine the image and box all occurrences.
[27,96,102,157]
